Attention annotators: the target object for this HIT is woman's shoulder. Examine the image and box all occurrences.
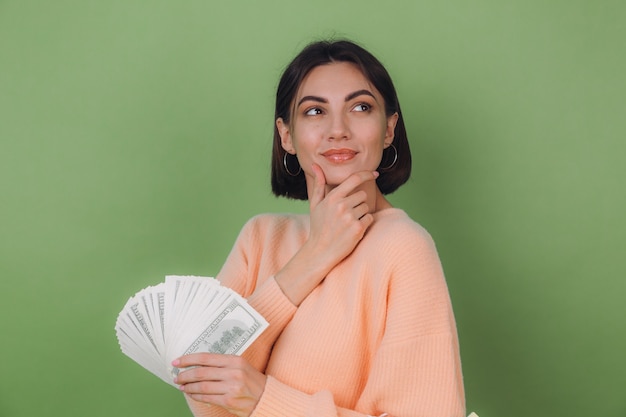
[244,212,308,227]
[372,208,434,240]
[367,209,449,292]
[240,212,309,239]
[368,208,439,257]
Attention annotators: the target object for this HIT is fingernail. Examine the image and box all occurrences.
[171,359,180,366]
[178,385,185,391]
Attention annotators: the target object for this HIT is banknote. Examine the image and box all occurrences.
[115,276,268,387]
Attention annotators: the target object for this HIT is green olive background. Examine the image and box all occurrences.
[1,1,624,416]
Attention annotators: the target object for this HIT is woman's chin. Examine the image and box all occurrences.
[322,172,352,187]
[322,164,377,185]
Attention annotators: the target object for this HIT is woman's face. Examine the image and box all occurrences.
[277,62,398,189]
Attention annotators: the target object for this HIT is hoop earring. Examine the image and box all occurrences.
[379,144,398,170]
[283,152,302,176]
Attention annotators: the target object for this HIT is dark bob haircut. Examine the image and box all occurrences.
[271,39,411,200]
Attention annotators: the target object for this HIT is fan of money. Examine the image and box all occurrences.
[115,275,268,387]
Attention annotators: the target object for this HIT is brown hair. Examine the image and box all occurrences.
[271,39,411,200]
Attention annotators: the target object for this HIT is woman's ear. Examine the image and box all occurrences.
[276,118,296,154]
[384,112,399,147]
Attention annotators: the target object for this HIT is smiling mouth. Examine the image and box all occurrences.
[321,149,357,163]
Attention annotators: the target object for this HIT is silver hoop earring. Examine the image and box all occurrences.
[379,144,398,170]
[283,152,302,176]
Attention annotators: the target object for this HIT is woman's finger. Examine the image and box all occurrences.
[173,353,241,369]
[175,365,232,385]
[327,170,379,199]
[179,379,226,395]
[342,189,367,209]
[308,163,327,210]
[352,201,370,220]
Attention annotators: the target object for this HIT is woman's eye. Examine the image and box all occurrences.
[353,103,371,112]
[305,107,323,116]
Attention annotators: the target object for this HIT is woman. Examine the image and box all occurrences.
[172,39,466,417]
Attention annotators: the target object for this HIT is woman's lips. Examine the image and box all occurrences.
[321,148,357,163]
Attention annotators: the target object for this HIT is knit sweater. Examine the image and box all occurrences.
[191,208,465,417]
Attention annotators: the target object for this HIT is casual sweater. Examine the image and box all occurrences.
[190,208,465,417]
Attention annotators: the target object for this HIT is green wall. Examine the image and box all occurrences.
[1,1,624,416]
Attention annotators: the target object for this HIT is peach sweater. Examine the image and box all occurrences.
[192,208,465,417]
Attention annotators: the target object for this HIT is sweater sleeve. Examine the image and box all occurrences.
[215,216,298,372]
[184,217,299,417]
[249,223,465,417]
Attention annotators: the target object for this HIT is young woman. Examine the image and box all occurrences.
[172,39,466,417]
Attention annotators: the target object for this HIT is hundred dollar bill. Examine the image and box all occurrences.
[169,296,267,378]
[185,299,265,355]
[115,276,268,388]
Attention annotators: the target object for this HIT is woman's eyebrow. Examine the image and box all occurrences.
[297,95,327,107]
[345,89,376,102]
[297,90,376,107]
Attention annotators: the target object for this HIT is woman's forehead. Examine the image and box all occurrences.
[297,62,377,98]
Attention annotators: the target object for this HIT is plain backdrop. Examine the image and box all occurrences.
[1,1,624,416]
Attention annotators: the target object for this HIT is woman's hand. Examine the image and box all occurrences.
[275,164,379,306]
[173,353,267,417]
[306,163,378,266]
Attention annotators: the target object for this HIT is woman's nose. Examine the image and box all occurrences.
[327,114,349,141]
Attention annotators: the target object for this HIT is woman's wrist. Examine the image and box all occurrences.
[274,242,334,306]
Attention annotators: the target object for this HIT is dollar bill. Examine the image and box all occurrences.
[115,276,268,387]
